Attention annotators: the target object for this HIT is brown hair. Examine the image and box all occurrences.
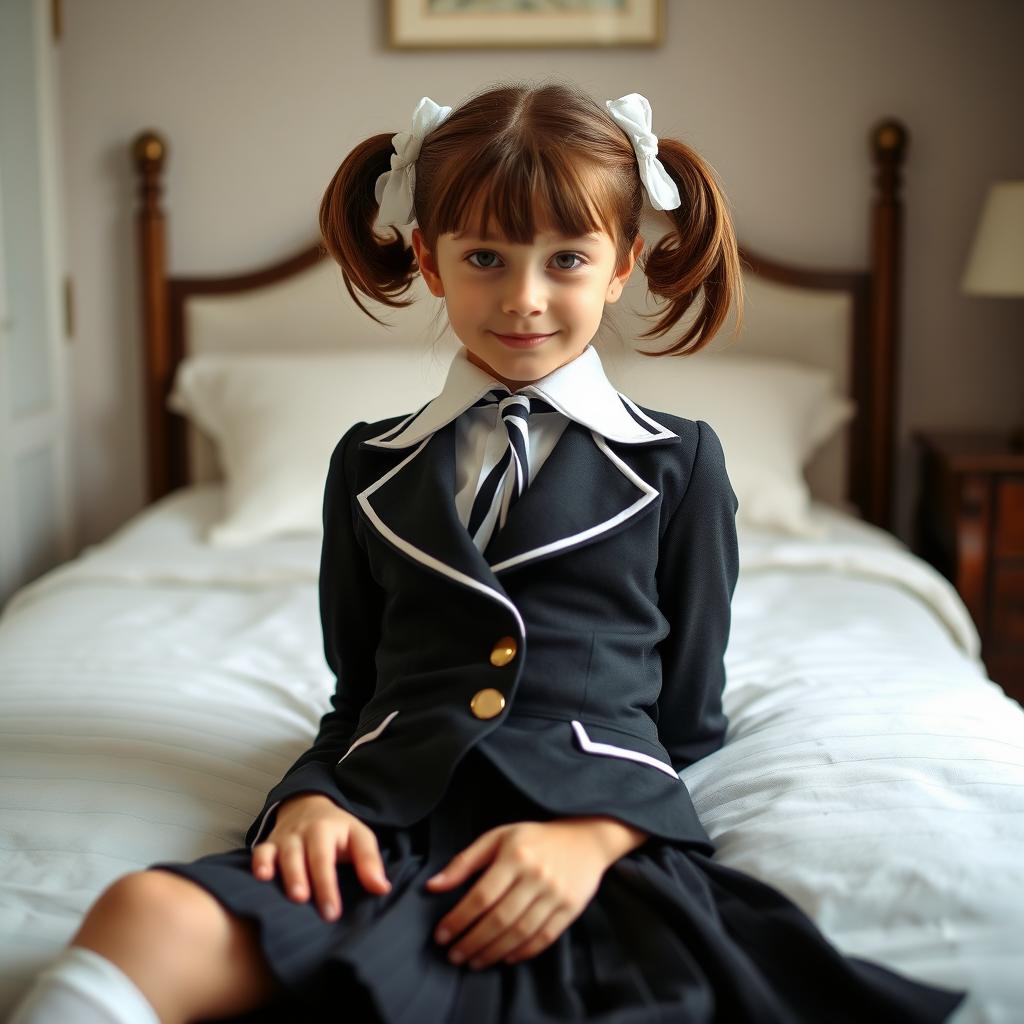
[319,78,743,356]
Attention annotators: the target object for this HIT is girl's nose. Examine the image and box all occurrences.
[501,268,546,318]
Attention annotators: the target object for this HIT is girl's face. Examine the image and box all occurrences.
[412,220,643,390]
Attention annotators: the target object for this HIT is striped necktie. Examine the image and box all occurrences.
[466,389,556,544]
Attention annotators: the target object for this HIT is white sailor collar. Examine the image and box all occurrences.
[364,344,678,448]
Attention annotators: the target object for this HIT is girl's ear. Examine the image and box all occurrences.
[606,235,645,304]
[412,228,445,297]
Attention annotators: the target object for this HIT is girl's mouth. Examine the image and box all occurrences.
[491,331,556,349]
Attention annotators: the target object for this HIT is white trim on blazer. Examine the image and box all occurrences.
[571,720,681,779]
[251,711,403,844]
[338,709,400,764]
[489,431,659,573]
[355,435,527,635]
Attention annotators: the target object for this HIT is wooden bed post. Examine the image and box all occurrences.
[867,118,908,531]
[132,130,176,502]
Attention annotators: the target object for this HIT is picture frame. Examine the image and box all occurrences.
[387,0,665,50]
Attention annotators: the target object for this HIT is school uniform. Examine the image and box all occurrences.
[149,344,968,1024]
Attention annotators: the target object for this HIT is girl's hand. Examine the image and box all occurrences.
[425,820,608,969]
[251,793,392,922]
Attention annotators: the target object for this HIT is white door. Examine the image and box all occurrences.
[0,0,73,612]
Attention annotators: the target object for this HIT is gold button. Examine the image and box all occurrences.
[470,688,506,720]
[489,636,518,667]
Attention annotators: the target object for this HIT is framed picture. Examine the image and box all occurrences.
[387,0,665,50]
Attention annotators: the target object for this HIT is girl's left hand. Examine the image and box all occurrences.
[425,820,608,969]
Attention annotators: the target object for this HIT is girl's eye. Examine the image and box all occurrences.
[552,252,586,271]
[465,251,587,271]
[467,251,500,269]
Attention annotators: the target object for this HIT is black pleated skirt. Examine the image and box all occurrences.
[148,746,968,1023]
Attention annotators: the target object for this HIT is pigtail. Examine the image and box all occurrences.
[637,137,745,356]
[318,134,418,327]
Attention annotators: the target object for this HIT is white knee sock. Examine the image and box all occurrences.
[7,944,162,1024]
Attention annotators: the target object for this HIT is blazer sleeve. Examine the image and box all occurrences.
[245,420,385,849]
[653,419,740,775]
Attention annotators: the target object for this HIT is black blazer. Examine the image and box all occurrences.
[246,408,740,856]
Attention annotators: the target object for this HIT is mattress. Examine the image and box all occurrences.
[0,484,1021,1021]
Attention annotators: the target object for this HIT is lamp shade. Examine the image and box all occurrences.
[961,181,1024,297]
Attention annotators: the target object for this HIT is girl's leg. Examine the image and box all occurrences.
[68,868,285,1024]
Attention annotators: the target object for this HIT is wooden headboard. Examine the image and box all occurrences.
[131,118,908,533]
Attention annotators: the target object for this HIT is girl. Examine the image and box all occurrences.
[11,79,968,1024]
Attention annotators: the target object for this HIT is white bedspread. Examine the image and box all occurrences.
[1,485,1021,1021]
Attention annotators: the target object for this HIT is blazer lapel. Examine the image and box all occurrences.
[356,417,681,598]
[483,420,678,573]
[356,420,505,599]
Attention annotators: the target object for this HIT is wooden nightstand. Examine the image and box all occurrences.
[912,430,1024,702]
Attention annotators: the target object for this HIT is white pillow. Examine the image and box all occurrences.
[166,350,443,547]
[606,352,855,538]
[167,349,854,546]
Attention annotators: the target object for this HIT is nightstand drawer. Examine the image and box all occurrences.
[992,566,1024,650]
[995,479,1024,557]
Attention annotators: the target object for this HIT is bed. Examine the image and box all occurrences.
[1,116,1022,1023]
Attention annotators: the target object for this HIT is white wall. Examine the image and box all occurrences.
[57,0,1024,550]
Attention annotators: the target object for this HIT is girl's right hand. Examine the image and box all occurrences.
[251,793,392,921]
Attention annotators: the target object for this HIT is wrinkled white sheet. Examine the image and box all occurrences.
[1,484,1021,1021]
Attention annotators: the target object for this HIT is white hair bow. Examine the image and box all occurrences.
[373,91,680,230]
[374,96,453,230]
[605,93,681,212]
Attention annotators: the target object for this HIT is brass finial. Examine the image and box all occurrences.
[871,119,908,161]
[132,130,168,173]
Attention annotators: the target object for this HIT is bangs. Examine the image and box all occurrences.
[434,148,620,246]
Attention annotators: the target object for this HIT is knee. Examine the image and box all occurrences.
[89,869,220,944]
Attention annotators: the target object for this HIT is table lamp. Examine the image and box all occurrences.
[961,180,1024,450]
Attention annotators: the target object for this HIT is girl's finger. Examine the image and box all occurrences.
[445,874,539,966]
[251,843,276,880]
[504,905,576,965]
[429,827,506,891]
[348,824,392,895]
[473,893,555,968]
[278,834,312,903]
[494,899,560,965]
[305,826,342,921]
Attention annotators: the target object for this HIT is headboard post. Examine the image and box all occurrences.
[132,130,182,502]
[866,119,909,529]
